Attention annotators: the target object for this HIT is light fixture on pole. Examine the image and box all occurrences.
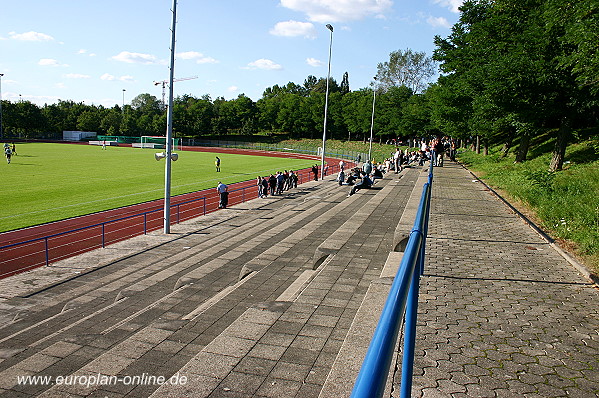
[155,152,179,161]
[163,0,178,234]
[368,76,377,162]
[0,73,4,140]
[320,23,334,180]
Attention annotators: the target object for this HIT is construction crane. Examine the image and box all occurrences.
[153,76,198,109]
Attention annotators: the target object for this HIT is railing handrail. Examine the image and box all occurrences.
[351,164,433,398]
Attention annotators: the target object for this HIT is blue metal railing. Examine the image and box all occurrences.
[351,164,433,398]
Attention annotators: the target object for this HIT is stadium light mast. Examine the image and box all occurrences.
[163,0,177,234]
[320,23,333,180]
[368,76,377,162]
[0,73,4,140]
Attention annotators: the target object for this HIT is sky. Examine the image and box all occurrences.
[0,0,463,108]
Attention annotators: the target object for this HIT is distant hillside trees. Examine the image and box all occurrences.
[1,68,427,142]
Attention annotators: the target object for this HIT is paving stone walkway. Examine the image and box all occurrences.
[0,161,596,398]
[399,162,599,397]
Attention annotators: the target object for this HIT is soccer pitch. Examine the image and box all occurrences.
[0,143,315,233]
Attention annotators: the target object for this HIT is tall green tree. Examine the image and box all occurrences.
[77,108,102,132]
[376,49,437,93]
[433,0,598,170]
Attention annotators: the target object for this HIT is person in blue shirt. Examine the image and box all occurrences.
[217,181,228,208]
[348,172,373,196]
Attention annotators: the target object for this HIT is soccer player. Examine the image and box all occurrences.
[215,156,221,172]
[4,144,12,164]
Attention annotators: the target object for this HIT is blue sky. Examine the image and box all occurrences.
[0,0,462,107]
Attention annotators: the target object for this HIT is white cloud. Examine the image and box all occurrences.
[9,31,54,41]
[65,73,91,79]
[197,57,218,64]
[177,51,202,60]
[427,16,451,28]
[280,0,393,23]
[77,49,97,57]
[38,58,68,67]
[101,73,134,82]
[111,51,162,65]
[176,51,218,64]
[306,57,323,67]
[228,86,239,93]
[432,0,463,13]
[270,20,316,38]
[245,59,283,70]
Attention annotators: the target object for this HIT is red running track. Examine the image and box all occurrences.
[0,146,352,279]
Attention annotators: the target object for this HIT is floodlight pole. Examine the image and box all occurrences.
[368,77,377,162]
[164,0,177,234]
[320,24,333,180]
[0,73,4,140]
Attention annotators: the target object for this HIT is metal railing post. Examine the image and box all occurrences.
[45,237,49,266]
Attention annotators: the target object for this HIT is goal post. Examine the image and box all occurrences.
[139,136,180,150]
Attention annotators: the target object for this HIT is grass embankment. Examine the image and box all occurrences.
[0,143,314,232]
[458,138,599,276]
[277,138,405,165]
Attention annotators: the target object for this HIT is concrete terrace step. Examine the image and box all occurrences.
[148,168,420,398]
[0,169,420,397]
[0,179,349,321]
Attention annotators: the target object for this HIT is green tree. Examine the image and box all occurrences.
[77,108,102,132]
[401,93,432,138]
[340,72,350,95]
[100,108,123,135]
[130,93,161,116]
[10,101,47,138]
[376,49,437,93]
[433,0,598,169]
[546,0,599,94]
[376,86,413,139]
[342,89,372,141]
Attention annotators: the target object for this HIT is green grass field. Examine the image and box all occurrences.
[0,143,315,233]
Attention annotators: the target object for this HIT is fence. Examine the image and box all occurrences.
[350,164,433,398]
[0,163,349,279]
[188,139,369,163]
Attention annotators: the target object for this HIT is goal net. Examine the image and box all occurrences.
[137,136,181,150]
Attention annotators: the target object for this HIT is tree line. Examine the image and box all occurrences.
[0,64,433,144]
[2,0,597,173]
